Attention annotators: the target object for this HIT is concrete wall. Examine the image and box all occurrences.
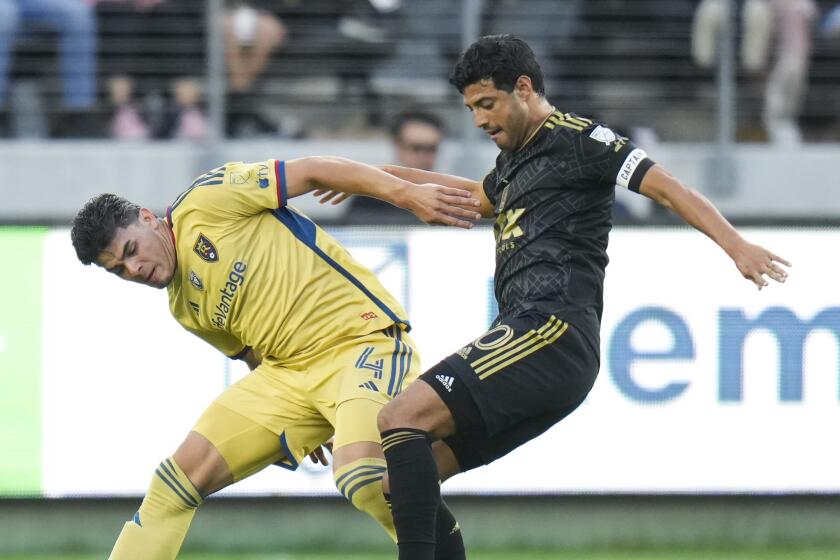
[0,140,838,224]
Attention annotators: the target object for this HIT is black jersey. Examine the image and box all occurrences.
[483,110,655,350]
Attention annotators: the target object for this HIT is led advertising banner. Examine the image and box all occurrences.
[2,226,838,496]
[0,227,46,496]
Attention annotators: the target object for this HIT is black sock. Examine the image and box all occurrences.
[381,428,440,560]
[435,500,465,560]
[383,494,466,560]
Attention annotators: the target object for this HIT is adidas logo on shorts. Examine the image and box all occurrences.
[435,374,454,392]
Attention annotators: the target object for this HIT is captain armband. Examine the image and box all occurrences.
[615,148,655,193]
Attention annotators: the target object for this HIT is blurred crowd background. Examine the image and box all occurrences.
[1,0,838,143]
[1,0,838,228]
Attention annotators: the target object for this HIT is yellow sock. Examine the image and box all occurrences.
[333,457,395,542]
[109,457,203,560]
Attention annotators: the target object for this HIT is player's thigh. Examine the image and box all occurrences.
[445,396,587,472]
[419,314,597,469]
[338,325,421,404]
[434,314,598,436]
[319,326,422,444]
[195,364,332,479]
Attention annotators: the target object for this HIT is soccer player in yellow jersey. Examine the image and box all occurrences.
[70,156,483,560]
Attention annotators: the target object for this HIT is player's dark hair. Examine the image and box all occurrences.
[449,34,545,95]
[389,109,445,139]
[71,193,140,265]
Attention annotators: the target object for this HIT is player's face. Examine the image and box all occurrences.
[96,208,177,289]
[463,79,531,151]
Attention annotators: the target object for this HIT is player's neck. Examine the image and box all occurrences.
[519,101,555,150]
[160,217,179,278]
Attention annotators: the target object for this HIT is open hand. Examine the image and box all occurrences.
[404,183,482,229]
[732,242,791,290]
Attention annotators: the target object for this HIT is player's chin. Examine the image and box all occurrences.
[151,276,173,289]
[492,134,512,150]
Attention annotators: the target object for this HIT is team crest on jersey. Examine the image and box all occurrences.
[589,125,617,145]
[189,270,204,290]
[188,301,200,315]
[193,234,219,263]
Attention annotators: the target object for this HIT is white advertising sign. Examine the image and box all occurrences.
[38,227,840,496]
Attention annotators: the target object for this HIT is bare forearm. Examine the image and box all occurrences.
[288,156,412,206]
[380,165,494,218]
[665,186,743,256]
[640,164,790,289]
[379,165,476,191]
[292,156,484,227]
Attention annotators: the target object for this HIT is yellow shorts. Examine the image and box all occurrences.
[192,326,419,481]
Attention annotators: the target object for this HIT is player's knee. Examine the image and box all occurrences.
[172,431,233,496]
[377,400,401,432]
[139,457,203,523]
[332,457,395,541]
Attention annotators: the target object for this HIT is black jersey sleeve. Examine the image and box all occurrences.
[604,137,656,193]
[482,167,498,205]
[570,121,655,193]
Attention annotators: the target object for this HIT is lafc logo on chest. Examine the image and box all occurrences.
[495,208,525,241]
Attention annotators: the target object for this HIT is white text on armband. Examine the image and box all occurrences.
[616,148,648,189]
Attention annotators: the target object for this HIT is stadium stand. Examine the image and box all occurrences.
[2,0,838,140]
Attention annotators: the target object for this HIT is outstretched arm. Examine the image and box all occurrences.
[283,156,482,228]
[378,165,496,218]
[639,164,790,289]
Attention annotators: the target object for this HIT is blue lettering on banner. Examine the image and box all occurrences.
[609,307,694,402]
[718,306,840,402]
[605,305,840,404]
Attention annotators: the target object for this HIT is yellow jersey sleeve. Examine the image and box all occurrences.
[172,159,289,219]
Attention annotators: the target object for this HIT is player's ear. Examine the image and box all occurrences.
[514,75,534,99]
[138,207,157,224]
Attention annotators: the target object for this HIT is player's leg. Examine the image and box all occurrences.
[108,404,286,560]
[110,363,323,560]
[380,314,598,560]
[332,399,465,560]
[375,330,468,560]
[377,371,463,560]
[108,432,210,560]
[331,398,392,540]
[326,326,465,559]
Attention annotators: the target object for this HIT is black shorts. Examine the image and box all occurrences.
[420,312,599,472]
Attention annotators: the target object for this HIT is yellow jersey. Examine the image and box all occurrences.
[165,159,410,365]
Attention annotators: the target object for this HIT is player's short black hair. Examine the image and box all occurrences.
[71,193,140,265]
[389,110,445,139]
[449,34,545,95]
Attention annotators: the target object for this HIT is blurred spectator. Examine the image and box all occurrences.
[224,1,286,137]
[823,2,840,41]
[343,109,444,225]
[390,110,444,173]
[0,0,98,137]
[692,0,818,144]
[159,77,207,140]
[761,0,817,144]
[107,75,149,139]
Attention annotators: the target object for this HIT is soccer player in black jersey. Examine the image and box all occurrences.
[372,35,792,560]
